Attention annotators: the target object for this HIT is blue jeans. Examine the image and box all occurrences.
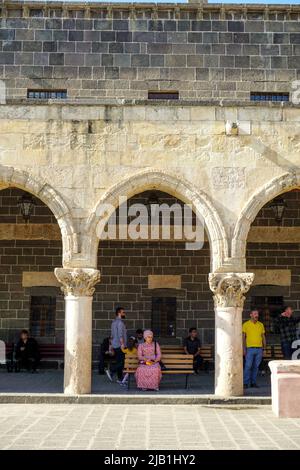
[281,341,293,360]
[244,347,263,386]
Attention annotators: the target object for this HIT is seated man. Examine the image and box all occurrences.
[183,327,203,374]
[15,330,40,373]
[98,336,115,374]
[135,329,144,345]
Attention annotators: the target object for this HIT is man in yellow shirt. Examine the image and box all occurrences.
[242,310,266,389]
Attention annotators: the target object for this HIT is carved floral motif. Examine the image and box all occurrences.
[55,268,100,297]
[209,272,254,308]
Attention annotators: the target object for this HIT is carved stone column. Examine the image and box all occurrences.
[209,272,254,397]
[55,268,100,395]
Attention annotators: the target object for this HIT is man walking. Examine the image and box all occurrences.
[105,307,127,384]
[275,306,300,359]
[243,310,266,388]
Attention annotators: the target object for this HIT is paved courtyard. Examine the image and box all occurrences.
[0,369,271,396]
[0,403,300,450]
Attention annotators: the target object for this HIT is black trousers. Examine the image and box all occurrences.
[99,353,114,374]
[16,354,39,372]
[109,348,125,380]
[193,355,203,372]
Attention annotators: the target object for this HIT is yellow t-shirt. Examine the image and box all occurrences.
[121,347,137,357]
[242,320,265,348]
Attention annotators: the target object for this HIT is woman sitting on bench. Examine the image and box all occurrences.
[135,330,162,391]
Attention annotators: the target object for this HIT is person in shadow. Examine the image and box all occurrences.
[15,330,40,373]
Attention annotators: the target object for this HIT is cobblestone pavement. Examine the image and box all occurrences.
[0,369,271,397]
[0,404,300,450]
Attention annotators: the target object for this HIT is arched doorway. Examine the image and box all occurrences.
[0,186,66,391]
[93,189,214,348]
[244,188,300,352]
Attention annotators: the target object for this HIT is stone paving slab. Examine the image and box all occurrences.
[0,404,299,450]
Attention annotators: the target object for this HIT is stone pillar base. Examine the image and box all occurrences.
[269,360,300,418]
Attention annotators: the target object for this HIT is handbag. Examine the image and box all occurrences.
[155,341,167,371]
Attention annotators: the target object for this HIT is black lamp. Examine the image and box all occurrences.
[269,196,286,224]
[18,193,35,223]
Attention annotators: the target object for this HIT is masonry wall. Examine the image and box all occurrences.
[2,187,300,347]
[1,2,300,101]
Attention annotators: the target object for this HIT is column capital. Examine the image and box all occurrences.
[209,272,254,308]
[55,268,100,297]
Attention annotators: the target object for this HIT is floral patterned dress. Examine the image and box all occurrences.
[135,342,162,390]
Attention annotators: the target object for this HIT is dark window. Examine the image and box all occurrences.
[148,91,179,100]
[251,295,284,334]
[29,9,43,17]
[250,92,289,102]
[27,90,67,100]
[30,296,56,337]
[152,297,176,337]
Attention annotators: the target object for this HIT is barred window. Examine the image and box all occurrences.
[250,92,289,102]
[148,91,179,100]
[30,296,56,337]
[152,297,177,338]
[27,90,67,100]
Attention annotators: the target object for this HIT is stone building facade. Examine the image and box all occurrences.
[0,1,300,397]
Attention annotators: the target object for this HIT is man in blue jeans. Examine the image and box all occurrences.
[105,307,127,385]
[242,310,266,389]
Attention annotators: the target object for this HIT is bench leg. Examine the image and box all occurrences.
[185,374,189,390]
[127,374,131,391]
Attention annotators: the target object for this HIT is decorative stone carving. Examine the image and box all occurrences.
[212,167,246,190]
[209,272,254,308]
[55,268,100,297]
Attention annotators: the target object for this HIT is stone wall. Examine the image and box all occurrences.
[2,186,300,346]
[1,1,300,101]
[252,190,300,227]
[0,238,64,343]
[0,187,56,224]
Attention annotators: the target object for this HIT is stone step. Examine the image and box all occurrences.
[0,393,271,406]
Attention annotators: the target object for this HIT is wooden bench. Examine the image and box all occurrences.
[4,342,64,371]
[124,353,194,390]
[161,344,214,371]
[272,344,284,360]
[259,345,273,374]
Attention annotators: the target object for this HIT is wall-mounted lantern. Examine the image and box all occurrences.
[18,193,36,223]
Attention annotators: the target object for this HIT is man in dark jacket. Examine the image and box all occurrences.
[15,329,40,372]
[183,327,203,374]
[275,306,300,359]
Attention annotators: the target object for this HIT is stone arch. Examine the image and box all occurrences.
[84,168,228,272]
[0,163,77,266]
[232,170,300,260]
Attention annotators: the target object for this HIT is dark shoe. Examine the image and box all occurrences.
[251,383,259,388]
[244,384,249,389]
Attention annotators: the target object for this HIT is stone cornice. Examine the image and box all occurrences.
[1,1,300,16]
[2,99,300,109]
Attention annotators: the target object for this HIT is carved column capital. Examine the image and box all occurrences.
[209,272,254,308]
[55,268,100,297]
